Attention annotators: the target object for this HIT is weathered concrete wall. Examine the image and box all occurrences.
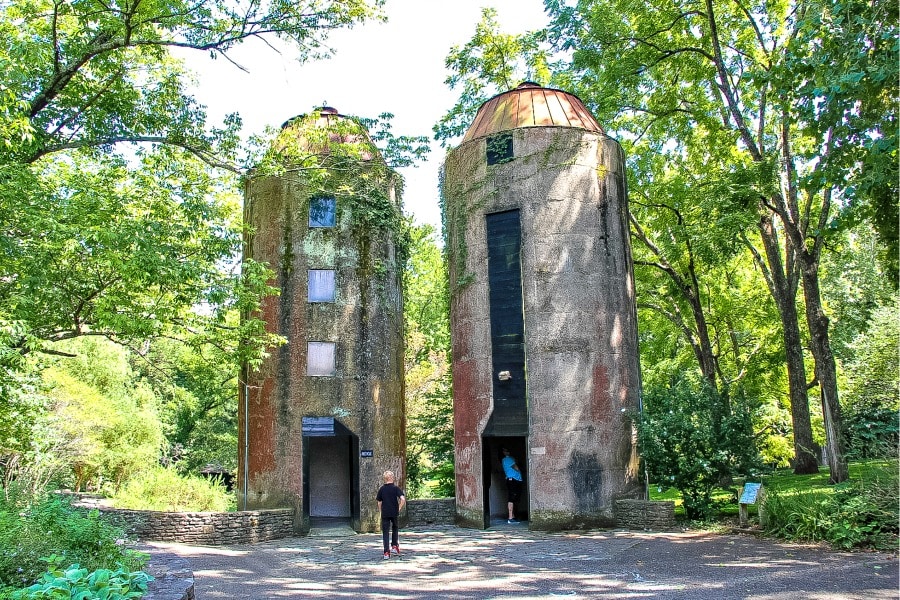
[443,126,645,530]
[241,118,405,534]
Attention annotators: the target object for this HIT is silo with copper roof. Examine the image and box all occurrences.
[441,83,644,530]
[240,107,405,534]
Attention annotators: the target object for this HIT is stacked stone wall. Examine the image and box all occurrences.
[407,498,455,526]
[615,499,676,530]
[96,507,295,545]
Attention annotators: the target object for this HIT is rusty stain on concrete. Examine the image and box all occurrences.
[443,84,645,530]
[240,109,405,534]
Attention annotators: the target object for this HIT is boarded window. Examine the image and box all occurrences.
[307,342,336,376]
[309,196,336,228]
[308,270,336,302]
[486,132,514,165]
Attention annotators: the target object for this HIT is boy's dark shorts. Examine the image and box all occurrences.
[506,478,522,503]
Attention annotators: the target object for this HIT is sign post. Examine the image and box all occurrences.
[738,483,763,527]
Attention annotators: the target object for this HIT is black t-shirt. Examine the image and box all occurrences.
[376,483,405,518]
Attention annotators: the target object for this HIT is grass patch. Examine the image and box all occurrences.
[760,459,896,493]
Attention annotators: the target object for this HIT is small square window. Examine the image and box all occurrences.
[308,270,336,303]
[307,342,336,376]
[309,196,336,228]
[486,132,514,165]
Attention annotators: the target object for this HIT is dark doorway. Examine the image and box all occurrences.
[482,436,529,527]
[302,417,360,530]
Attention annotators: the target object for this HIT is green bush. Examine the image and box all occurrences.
[0,490,145,592]
[11,555,151,600]
[762,468,899,550]
[843,405,899,459]
[636,378,760,520]
[111,466,234,512]
[841,301,899,459]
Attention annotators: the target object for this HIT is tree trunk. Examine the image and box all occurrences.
[799,258,849,483]
[756,216,820,474]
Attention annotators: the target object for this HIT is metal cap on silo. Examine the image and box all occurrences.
[460,82,604,144]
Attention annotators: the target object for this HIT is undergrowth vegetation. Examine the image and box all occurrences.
[110,467,235,512]
[0,490,146,597]
[9,556,151,600]
[651,459,899,551]
[760,461,898,550]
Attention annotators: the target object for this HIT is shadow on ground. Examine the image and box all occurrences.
[147,525,898,599]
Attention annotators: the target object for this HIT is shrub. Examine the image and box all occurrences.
[843,405,899,460]
[841,302,899,459]
[762,468,899,550]
[111,466,234,512]
[636,377,760,520]
[11,555,151,600]
[0,491,145,592]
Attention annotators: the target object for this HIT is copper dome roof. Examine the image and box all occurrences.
[460,82,604,144]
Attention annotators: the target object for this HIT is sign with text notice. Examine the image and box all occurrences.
[740,483,762,505]
[739,483,763,527]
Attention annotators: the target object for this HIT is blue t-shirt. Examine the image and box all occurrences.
[502,456,522,481]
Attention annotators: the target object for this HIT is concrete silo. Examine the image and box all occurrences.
[240,107,405,534]
[441,83,645,530]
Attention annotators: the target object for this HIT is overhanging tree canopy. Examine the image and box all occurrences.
[0,0,386,363]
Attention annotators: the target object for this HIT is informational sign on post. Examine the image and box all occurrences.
[739,482,763,527]
[739,482,762,505]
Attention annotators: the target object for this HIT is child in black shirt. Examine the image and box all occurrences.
[376,470,406,559]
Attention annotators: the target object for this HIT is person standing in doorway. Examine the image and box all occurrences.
[376,470,406,559]
[501,447,523,523]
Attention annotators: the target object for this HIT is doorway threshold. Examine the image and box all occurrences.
[308,517,356,537]
[488,517,528,529]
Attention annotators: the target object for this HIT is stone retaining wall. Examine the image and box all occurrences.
[615,499,676,530]
[407,498,456,526]
[86,497,669,547]
[99,508,295,545]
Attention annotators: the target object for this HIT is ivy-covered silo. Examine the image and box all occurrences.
[441,83,645,530]
[240,107,406,534]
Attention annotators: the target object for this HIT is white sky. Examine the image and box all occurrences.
[180,0,549,231]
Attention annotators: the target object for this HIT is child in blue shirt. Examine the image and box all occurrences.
[501,448,523,523]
